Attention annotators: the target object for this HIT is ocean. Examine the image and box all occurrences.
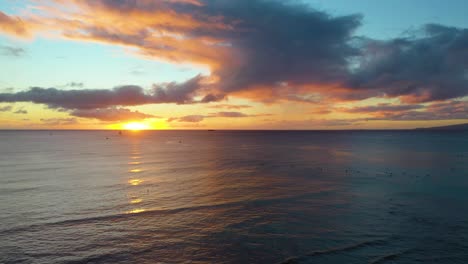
[1,130,467,263]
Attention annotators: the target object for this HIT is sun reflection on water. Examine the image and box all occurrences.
[125,138,148,215]
[128,179,143,186]
[127,208,146,214]
[130,198,143,204]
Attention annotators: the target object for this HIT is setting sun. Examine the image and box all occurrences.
[108,120,168,131]
[123,122,150,131]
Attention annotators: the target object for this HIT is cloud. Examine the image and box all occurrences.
[14,108,28,114]
[308,106,333,115]
[2,0,362,102]
[0,11,30,36]
[348,25,468,102]
[342,103,425,113]
[211,111,249,118]
[65,1,468,104]
[64,82,84,88]
[0,87,15,93]
[168,115,206,123]
[367,111,467,121]
[0,75,215,109]
[0,0,467,112]
[0,105,13,112]
[262,118,360,129]
[130,69,145,76]
[343,100,468,121]
[70,107,157,121]
[208,104,252,110]
[151,74,215,104]
[40,118,78,126]
[0,86,149,109]
[168,111,270,123]
[382,101,468,120]
[197,0,361,95]
[0,45,25,57]
[428,100,468,114]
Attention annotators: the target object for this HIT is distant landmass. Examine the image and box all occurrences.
[416,123,468,130]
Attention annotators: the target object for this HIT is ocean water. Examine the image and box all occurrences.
[1,130,468,264]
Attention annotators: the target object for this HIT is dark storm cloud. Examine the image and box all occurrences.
[70,107,158,121]
[348,24,468,102]
[0,75,212,109]
[195,0,362,93]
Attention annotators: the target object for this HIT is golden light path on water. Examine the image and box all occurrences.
[126,135,146,214]
[128,179,143,185]
[3,131,468,263]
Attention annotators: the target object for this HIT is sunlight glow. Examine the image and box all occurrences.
[108,119,169,130]
[123,122,150,131]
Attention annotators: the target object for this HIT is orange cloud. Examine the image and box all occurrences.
[0,11,31,37]
[0,0,467,113]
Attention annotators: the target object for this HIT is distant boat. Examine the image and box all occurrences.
[208,129,216,131]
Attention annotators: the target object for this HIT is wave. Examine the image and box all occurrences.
[0,187,41,193]
[62,246,155,264]
[369,249,413,264]
[0,204,222,235]
[279,238,389,264]
[0,190,335,236]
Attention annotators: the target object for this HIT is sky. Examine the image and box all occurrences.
[0,0,467,130]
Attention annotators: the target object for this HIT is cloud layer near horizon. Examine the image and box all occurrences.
[167,111,270,123]
[0,74,215,109]
[0,0,467,124]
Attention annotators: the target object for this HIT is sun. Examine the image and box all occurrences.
[109,120,167,130]
[123,122,150,131]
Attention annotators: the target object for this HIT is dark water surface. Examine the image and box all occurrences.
[1,130,468,263]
